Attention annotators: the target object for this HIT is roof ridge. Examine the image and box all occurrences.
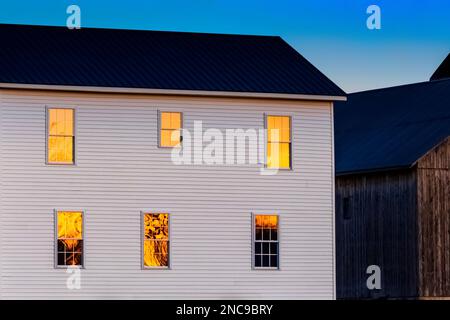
[348,78,450,95]
[0,23,281,39]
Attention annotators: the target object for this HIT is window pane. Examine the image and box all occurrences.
[72,239,83,253]
[270,229,278,241]
[64,136,74,163]
[48,109,74,136]
[267,142,290,169]
[65,252,83,266]
[144,213,169,240]
[266,115,290,168]
[161,112,181,130]
[255,215,264,228]
[143,213,169,268]
[57,252,66,266]
[280,117,290,142]
[267,215,278,229]
[268,116,290,143]
[279,143,290,168]
[170,129,181,145]
[254,255,262,267]
[255,228,262,240]
[48,109,58,135]
[49,136,74,163]
[268,128,280,143]
[160,129,180,147]
[262,242,270,255]
[160,112,181,147]
[58,239,83,253]
[48,136,58,162]
[74,252,83,266]
[254,214,279,269]
[262,255,270,267]
[263,215,270,228]
[273,117,281,132]
[255,215,277,229]
[57,211,83,239]
[267,116,275,131]
[56,211,83,267]
[270,242,278,255]
[160,129,172,147]
[56,109,65,135]
[47,136,73,163]
[144,240,169,267]
[170,113,181,129]
[267,142,279,168]
[58,239,66,252]
[270,255,278,268]
[160,112,171,129]
[48,109,74,164]
[64,109,74,136]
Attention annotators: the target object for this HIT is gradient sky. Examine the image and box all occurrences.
[1,0,449,93]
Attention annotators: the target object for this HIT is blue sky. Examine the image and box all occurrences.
[1,0,449,92]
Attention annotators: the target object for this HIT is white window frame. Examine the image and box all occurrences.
[54,209,85,269]
[157,110,183,148]
[251,213,280,270]
[141,211,171,269]
[46,106,77,165]
[264,114,293,170]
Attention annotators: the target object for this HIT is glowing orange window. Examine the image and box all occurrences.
[56,211,83,267]
[267,115,291,169]
[143,213,170,268]
[159,112,182,147]
[254,214,279,269]
[48,108,75,164]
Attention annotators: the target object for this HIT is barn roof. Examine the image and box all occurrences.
[430,53,450,81]
[335,79,450,175]
[0,24,345,98]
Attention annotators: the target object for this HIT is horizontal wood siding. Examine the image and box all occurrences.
[0,89,334,299]
[336,170,418,299]
[417,137,450,298]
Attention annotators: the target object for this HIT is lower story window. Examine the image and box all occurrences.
[142,213,170,268]
[56,211,83,267]
[253,214,279,269]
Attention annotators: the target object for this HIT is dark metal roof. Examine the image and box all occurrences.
[335,79,450,175]
[0,24,345,97]
[430,53,450,81]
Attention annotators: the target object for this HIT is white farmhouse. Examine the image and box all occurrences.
[0,24,346,299]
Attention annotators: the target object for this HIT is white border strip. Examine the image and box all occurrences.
[0,83,347,101]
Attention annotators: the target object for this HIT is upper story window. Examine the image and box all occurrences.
[56,211,84,267]
[253,214,279,269]
[266,115,291,169]
[47,108,75,164]
[159,111,182,147]
[143,213,170,268]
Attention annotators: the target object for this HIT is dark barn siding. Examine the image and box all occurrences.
[417,138,450,297]
[336,170,419,299]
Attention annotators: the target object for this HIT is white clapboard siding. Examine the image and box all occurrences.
[0,89,334,299]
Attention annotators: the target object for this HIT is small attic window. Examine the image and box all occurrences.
[343,197,351,220]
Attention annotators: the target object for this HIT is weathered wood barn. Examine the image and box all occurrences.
[334,54,450,299]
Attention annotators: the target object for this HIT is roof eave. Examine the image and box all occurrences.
[0,82,347,102]
[411,135,450,167]
[335,165,414,177]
